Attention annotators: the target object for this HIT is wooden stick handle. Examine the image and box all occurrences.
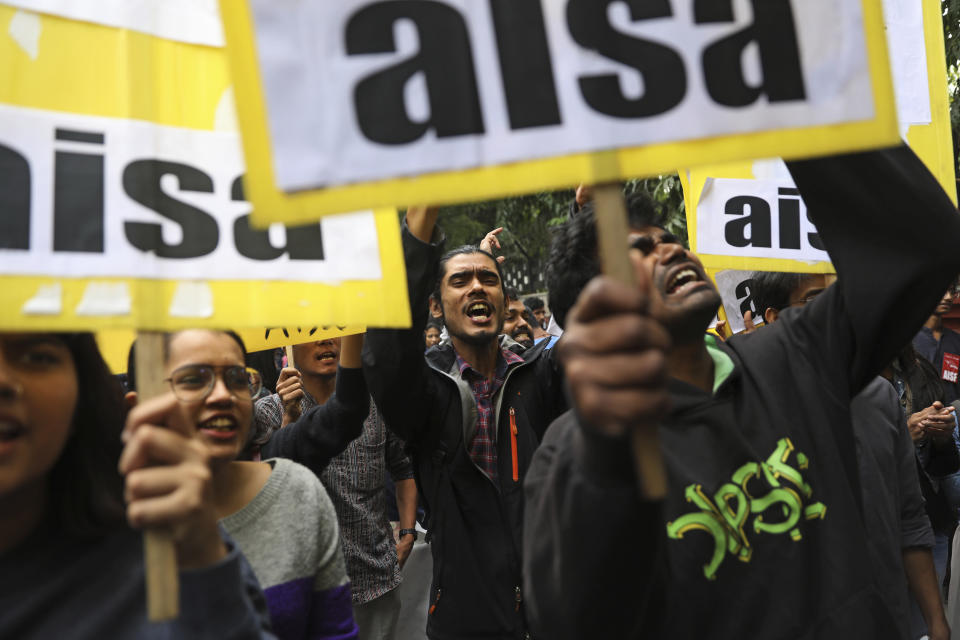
[592,184,668,500]
[135,331,179,621]
[285,345,295,368]
[144,528,178,620]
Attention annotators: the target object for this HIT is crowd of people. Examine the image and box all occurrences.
[4,144,960,639]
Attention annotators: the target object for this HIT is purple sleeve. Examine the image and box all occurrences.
[308,583,358,640]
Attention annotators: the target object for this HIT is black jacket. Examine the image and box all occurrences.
[363,226,567,640]
[523,145,960,639]
[258,367,369,476]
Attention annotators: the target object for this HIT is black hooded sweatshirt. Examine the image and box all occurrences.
[522,145,960,639]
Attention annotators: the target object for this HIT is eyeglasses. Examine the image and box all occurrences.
[165,365,262,403]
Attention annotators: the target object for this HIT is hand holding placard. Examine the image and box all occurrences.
[276,367,305,427]
[592,185,669,500]
[131,333,178,621]
[122,353,229,617]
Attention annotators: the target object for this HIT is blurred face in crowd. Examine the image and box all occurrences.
[532,307,547,328]
[934,289,954,317]
[293,338,341,378]
[504,299,534,349]
[0,333,78,501]
[764,274,829,324]
[628,226,721,341]
[424,326,441,349]
[165,330,254,464]
[440,253,506,347]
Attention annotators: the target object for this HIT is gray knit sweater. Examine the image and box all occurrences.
[220,458,358,640]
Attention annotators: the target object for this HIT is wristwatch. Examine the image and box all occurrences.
[399,528,418,541]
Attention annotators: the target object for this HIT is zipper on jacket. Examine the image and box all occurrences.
[429,587,442,615]
[509,407,519,482]
[514,585,522,612]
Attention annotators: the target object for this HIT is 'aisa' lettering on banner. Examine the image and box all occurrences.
[697,178,827,263]
[0,104,381,282]
[243,0,876,192]
[712,269,763,334]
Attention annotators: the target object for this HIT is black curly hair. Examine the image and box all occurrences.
[546,192,669,329]
[749,271,815,321]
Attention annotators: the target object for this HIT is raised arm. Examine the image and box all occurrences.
[363,207,445,443]
[785,145,960,393]
[260,335,369,473]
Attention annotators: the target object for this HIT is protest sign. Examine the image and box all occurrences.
[0,3,411,331]
[683,0,955,275]
[710,269,761,335]
[3,0,224,45]
[687,164,834,274]
[219,0,899,225]
[96,325,365,375]
[0,4,405,616]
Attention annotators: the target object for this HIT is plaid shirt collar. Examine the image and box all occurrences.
[455,346,524,385]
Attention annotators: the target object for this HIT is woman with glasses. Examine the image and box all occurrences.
[0,332,275,639]
[130,329,358,640]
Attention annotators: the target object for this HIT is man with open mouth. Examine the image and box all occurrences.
[363,214,568,640]
[523,146,960,639]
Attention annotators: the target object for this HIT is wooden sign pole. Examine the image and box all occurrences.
[592,184,668,500]
[135,331,179,621]
[285,345,295,368]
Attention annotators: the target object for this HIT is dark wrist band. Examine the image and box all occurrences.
[399,528,418,541]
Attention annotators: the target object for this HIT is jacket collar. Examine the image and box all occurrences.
[426,333,542,375]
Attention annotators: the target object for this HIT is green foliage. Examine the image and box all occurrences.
[944,0,960,166]
[430,189,576,293]
[435,188,576,255]
[624,174,688,246]
[402,174,687,295]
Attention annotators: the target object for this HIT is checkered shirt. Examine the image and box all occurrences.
[455,347,524,481]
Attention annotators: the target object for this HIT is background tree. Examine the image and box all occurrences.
[410,174,686,296]
[944,0,960,172]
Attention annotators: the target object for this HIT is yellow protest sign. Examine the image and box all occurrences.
[95,329,137,375]
[903,0,957,202]
[220,0,899,226]
[0,4,410,331]
[96,325,364,374]
[682,0,956,275]
[237,325,365,353]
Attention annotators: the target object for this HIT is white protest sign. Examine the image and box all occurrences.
[4,0,224,46]
[253,0,872,191]
[1,105,380,282]
[0,6,410,331]
[696,174,828,264]
[221,0,898,223]
[883,0,931,125]
[684,0,953,275]
[711,269,764,335]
